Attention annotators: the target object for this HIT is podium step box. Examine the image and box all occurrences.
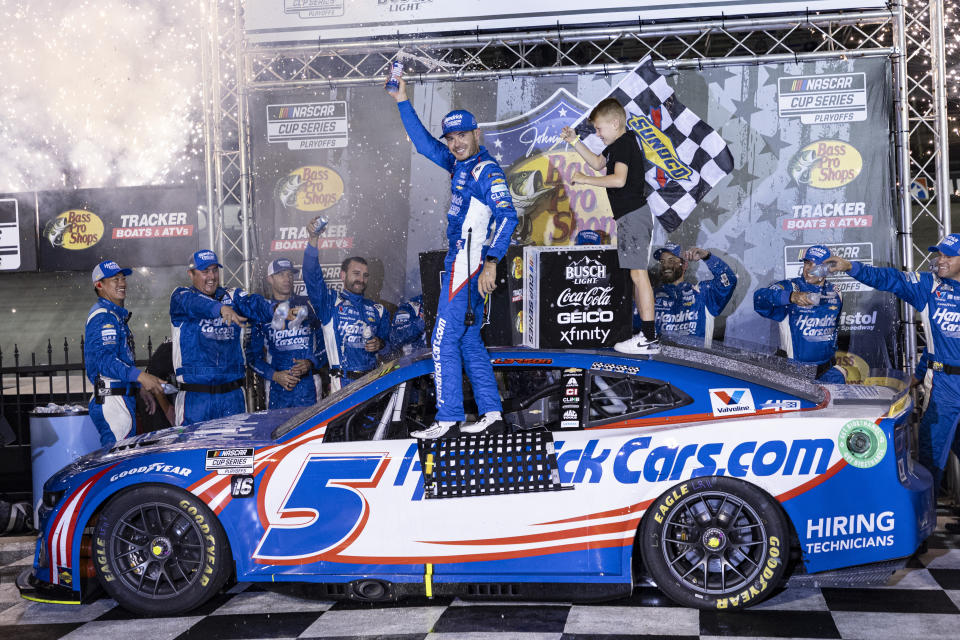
[418,431,568,499]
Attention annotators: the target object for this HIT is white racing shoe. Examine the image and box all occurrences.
[614,333,661,355]
[411,421,460,439]
[461,411,505,435]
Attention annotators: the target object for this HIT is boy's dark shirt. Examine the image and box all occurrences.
[602,132,647,219]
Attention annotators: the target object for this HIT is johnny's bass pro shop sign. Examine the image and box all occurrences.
[37,185,199,272]
[523,245,630,349]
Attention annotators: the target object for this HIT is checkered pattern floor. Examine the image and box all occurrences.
[1,509,959,640]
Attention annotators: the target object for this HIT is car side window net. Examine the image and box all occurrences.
[588,373,692,425]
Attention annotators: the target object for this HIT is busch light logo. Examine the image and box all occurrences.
[565,256,607,284]
[709,388,755,416]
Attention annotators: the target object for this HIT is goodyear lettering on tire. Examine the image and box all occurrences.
[181,498,217,586]
[715,536,781,609]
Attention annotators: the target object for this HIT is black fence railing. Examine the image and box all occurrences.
[0,337,159,492]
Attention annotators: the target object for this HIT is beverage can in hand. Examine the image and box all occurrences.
[362,323,374,340]
[385,60,403,92]
[272,301,290,331]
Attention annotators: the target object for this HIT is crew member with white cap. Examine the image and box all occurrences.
[828,233,960,517]
[170,250,298,425]
[753,244,846,383]
[84,259,165,446]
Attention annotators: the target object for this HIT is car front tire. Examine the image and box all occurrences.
[639,476,789,610]
[93,484,231,615]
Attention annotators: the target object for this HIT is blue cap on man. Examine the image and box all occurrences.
[440,109,478,138]
[928,233,960,257]
[802,245,831,264]
[575,229,603,245]
[267,258,297,276]
[190,250,223,271]
[91,259,132,284]
[654,242,684,261]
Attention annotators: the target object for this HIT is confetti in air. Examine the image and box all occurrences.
[0,0,203,192]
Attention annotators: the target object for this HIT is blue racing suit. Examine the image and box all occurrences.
[246,295,326,409]
[753,277,846,383]
[83,297,141,446]
[398,100,518,421]
[654,254,737,345]
[301,245,391,384]
[389,295,426,355]
[848,262,960,488]
[170,286,275,426]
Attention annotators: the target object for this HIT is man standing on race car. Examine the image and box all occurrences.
[753,245,846,383]
[302,223,391,389]
[388,73,518,438]
[828,234,960,520]
[654,243,737,347]
[84,260,166,446]
[171,250,299,426]
[246,258,326,409]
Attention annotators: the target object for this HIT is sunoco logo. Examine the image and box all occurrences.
[790,140,862,189]
[626,114,692,180]
[274,166,344,212]
[43,210,104,250]
[709,388,755,416]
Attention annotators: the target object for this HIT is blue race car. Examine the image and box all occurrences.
[18,344,934,614]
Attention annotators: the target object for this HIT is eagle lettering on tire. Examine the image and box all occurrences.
[639,477,789,610]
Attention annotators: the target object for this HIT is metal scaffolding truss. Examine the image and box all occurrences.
[204,2,949,369]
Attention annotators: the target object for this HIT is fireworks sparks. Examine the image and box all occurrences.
[0,0,203,192]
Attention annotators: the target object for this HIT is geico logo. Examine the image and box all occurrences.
[557,310,613,324]
[551,436,834,485]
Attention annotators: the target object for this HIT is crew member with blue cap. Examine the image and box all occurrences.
[84,259,165,446]
[754,244,846,383]
[828,233,960,517]
[653,243,737,347]
[170,250,299,425]
[246,258,326,409]
[388,72,518,438]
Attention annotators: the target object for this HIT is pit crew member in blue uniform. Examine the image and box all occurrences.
[389,74,518,438]
[246,258,325,409]
[654,243,737,347]
[84,260,165,446]
[828,234,960,505]
[171,250,295,426]
[753,245,846,383]
[302,226,390,390]
[389,294,426,356]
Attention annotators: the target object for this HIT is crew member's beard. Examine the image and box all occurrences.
[661,267,680,283]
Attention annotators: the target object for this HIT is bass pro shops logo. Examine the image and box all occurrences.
[43,210,104,250]
[790,140,862,189]
[709,388,756,416]
[275,166,344,212]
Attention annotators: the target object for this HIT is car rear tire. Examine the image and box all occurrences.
[93,485,231,615]
[639,477,789,610]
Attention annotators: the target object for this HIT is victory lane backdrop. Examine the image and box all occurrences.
[37,184,200,272]
[247,86,410,305]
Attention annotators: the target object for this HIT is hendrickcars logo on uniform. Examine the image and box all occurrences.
[43,210,104,250]
[112,211,194,239]
[789,140,862,189]
[709,388,755,416]
[274,166,344,211]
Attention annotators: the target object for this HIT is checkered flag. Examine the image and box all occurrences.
[572,57,734,233]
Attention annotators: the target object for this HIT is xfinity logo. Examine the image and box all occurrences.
[709,388,755,416]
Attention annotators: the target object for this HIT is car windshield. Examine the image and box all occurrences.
[271,358,402,439]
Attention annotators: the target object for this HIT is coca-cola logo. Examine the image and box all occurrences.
[556,286,613,308]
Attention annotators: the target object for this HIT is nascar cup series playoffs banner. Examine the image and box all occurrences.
[248,55,898,371]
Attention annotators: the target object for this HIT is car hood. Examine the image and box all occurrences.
[48,407,305,486]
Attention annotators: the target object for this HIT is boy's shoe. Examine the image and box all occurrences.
[411,421,460,439]
[461,411,504,434]
[614,333,661,355]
